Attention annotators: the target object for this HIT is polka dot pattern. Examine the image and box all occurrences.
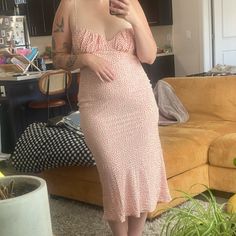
[11,123,95,173]
[70,26,171,222]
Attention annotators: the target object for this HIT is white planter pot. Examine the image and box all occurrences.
[0,175,53,236]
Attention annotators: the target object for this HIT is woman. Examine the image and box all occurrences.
[52,0,171,235]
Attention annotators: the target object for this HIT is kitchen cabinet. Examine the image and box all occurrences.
[142,54,175,88]
[0,1,27,16]
[139,0,173,26]
[26,0,59,36]
[157,0,173,25]
[54,0,61,10]
[26,0,44,36]
[139,0,158,25]
[26,0,53,36]
[0,0,15,15]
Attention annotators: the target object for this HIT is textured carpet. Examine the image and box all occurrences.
[49,196,208,236]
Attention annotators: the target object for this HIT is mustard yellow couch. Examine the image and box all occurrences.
[39,76,236,219]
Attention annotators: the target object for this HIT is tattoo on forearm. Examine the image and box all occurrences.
[66,55,77,68]
[53,17,64,33]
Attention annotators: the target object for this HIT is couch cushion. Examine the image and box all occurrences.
[159,125,219,178]
[209,133,236,168]
[178,120,236,136]
[164,76,236,122]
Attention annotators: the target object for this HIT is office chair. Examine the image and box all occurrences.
[28,69,72,120]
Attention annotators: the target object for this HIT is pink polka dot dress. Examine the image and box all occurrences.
[72,26,171,222]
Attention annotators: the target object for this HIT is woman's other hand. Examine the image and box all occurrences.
[109,0,140,27]
[82,54,115,83]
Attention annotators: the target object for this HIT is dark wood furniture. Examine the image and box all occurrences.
[0,0,173,37]
[0,0,27,16]
[142,54,175,88]
[139,0,173,26]
[26,0,60,36]
[0,0,15,15]
[0,72,79,153]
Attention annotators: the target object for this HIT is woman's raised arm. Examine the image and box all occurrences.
[109,0,157,64]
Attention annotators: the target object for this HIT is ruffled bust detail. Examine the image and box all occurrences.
[72,28,135,54]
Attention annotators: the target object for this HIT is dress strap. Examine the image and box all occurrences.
[71,0,78,31]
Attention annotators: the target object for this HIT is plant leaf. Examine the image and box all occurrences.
[233,158,236,166]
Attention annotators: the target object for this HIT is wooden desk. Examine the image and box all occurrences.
[0,72,79,153]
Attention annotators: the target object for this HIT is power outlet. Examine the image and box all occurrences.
[0,86,6,97]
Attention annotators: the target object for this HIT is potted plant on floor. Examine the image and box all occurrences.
[160,188,236,236]
[0,174,53,236]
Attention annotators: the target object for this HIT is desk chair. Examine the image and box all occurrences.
[28,69,72,120]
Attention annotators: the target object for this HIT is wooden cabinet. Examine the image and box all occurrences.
[1,0,172,35]
[139,0,158,25]
[26,0,43,36]
[139,0,173,26]
[54,0,61,11]
[157,0,173,25]
[26,0,53,36]
[0,1,27,16]
[142,54,175,88]
[0,0,15,15]
[26,0,59,36]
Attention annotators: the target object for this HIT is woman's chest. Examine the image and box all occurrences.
[74,0,131,39]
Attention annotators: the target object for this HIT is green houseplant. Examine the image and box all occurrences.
[160,187,236,236]
[0,174,53,236]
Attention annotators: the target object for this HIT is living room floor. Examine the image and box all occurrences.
[195,190,234,205]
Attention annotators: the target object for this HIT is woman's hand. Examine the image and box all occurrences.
[81,54,115,83]
[109,0,140,26]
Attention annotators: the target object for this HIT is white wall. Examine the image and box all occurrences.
[172,0,212,76]
[151,26,173,50]
[30,36,52,55]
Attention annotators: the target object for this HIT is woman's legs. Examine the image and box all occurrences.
[127,212,148,236]
[107,212,147,236]
[108,219,128,236]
